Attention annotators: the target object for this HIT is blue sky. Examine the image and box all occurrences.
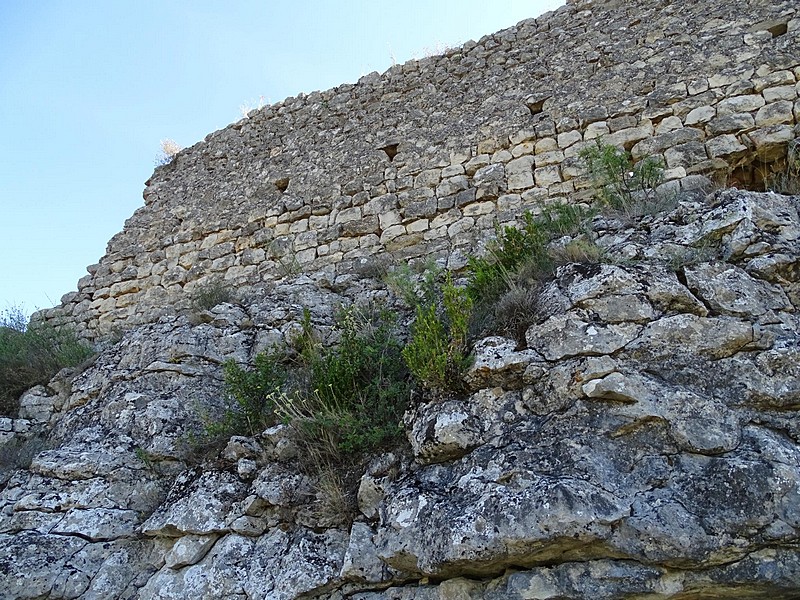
[0,0,563,317]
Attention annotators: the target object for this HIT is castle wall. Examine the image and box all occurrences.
[40,0,799,337]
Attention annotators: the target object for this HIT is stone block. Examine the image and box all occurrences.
[685,105,716,126]
[506,156,535,191]
[436,175,469,197]
[585,121,610,140]
[464,155,490,175]
[709,68,754,88]
[509,128,536,145]
[534,165,562,187]
[413,169,441,188]
[664,142,708,169]
[706,135,747,158]
[717,94,766,115]
[631,128,703,160]
[379,225,405,244]
[406,219,429,234]
[763,85,797,103]
[362,194,398,216]
[378,209,402,228]
[745,125,796,160]
[291,248,314,265]
[755,101,794,127]
[656,116,683,134]
[753,70,796,92]
[288,218,308,234]
[491,149,513,163]
[534,150,565,168]
[462,201,495,217]
[557,130,583,149]
[577,105,608,125]
[441,164,465,177]
[293,231,318,251]
[511,141,535,157]
[607,115,638,132]
[688,78,709,95]
[606,123,655,150]
[447,217,474,237]
[497,194,521,212]
[521,188,549,204]
[335,206,362,224]
[404,198,438,219]
[706,112,755,136]
[534,138,558,154]
[431,209,461,229]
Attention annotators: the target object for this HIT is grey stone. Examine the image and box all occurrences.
[527,313,642,361]
[165,534,219,569]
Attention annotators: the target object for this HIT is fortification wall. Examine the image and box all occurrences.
[41,0,799,337]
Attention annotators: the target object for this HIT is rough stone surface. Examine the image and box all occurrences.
[3,0,800,597]
[3,188,799,599]
[32,0,799,341]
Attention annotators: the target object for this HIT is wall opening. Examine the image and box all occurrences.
[380,143,399,161]
[525,94,551,117]
[751,18,789,38]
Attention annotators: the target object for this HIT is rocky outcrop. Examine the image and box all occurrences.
[37,0,799,338]
[2,188,799,598]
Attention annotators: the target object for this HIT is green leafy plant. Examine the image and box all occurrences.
[467,204,587,307]
[210,303,410,460]
[285,304,411,455]
[401,273,473,392]
[0,307,94,417]
[580,139,664,211]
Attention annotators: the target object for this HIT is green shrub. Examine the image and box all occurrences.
[402,273,473,392]
[0,307,94,417]
[212,347,288,438]
[213,304,410,460]
[190,279,237,312]
[579,139,664,211]
[297,304,410,454]
[467,204,587,306]
[385,261,441,309]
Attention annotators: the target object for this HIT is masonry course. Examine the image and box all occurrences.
[39,0,799,338]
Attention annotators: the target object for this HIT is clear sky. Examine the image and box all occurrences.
[0,0,564,317]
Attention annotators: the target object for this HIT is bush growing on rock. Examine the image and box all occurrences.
[189,279,238,313]
[214,304,411,459]
[467,204,587,304]
[280,304,411,455]
[466,204,589,340]
[0,307,94,417]
[580,139,665,212]
[215,347,288,437]
[390,267,473,393]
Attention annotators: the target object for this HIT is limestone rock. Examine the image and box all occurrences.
[3,0,800,595]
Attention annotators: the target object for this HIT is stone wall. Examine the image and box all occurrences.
[40,0,799,338]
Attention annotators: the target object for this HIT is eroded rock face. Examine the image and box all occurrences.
[1,189,798,598]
